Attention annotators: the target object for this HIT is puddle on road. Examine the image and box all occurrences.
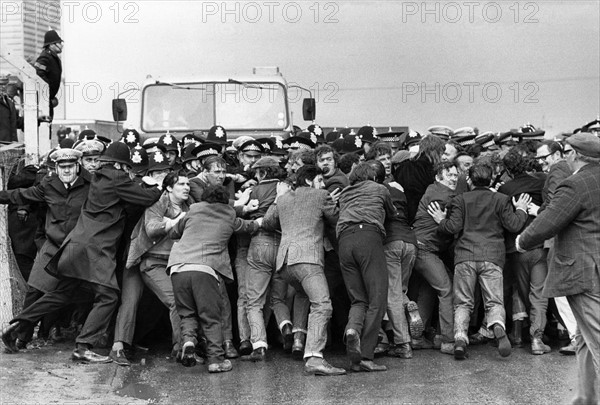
[116,382,159,401]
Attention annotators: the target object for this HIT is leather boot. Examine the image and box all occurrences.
[282,324,293,352]
[509,320,523,348]
[223,340,239,359]
[1,321,22,353]
[292,332,306,360]
[531,337,551,355]
[241,347,267,362]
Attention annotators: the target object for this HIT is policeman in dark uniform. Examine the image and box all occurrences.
[34,30,63,120]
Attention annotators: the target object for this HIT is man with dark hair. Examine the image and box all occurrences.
[315,145,347,192]
[262,165,345,376]
[339,153,360,175]
[498,148,548,355]
[366,142,394,181]
[517,133,600,404]
[412,161,460,354]
[337,162,398,371]
[428,162,531,360]
[367,160,419,358]
[168,184,261,373]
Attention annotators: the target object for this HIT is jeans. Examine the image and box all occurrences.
[246,233,291,349]
[413,248,454,342]
[113,257,181,348]
[384,240,417,344]
[453,261,505,342]
[172,271,224,364]
[280,263,332,359]
[507,249,549,338]
[339,225,389,360]
[235,236,251,341]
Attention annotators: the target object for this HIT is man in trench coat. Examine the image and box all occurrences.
[1,143,162,363]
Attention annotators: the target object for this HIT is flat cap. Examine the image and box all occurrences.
[252,156,280,169]
[566,132,600,158]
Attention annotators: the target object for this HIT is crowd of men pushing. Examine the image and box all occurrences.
[0,118,599,387]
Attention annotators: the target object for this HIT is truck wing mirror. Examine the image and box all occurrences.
[112,99,128,122]
[302,98,316,121]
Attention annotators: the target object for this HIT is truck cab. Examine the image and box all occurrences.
[113,67,315,142]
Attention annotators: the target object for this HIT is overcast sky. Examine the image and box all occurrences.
[55,0,599,135]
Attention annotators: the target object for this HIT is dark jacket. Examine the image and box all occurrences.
[393,156,436,224]
[384,183,417,246]
[337,180,397,238]
[413,181,457,253]
[0,170,92,292]
[498,172,546,252]
[519,164,600,297]
[0,94,20,143]
[168,201,259,282]
[324,168,348,193]
[439,187,528,267]
[34,48,62,100]
[46,166,161,290]
[247,179,278,220]
[539,160,572,213]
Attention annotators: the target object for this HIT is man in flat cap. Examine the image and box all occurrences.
[34,30,63,121]
[517,133,600,404]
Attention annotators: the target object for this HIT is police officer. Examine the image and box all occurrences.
[34,30,63,120]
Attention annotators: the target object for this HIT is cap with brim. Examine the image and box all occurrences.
[378,131,404,144]
[512,124,545,140]
[74,139,105,156]
[50,148,82,163]
[582,119,600,133]
[98,142,132,166]
[475,132,496,149]
[495,131,513,145]
[284,136,315,151]
[252,156,280,169]
[428,125,454,141]
[192,142,221,159]
[455,135,477,147]
[391,150,411,164]
[238,140,264,155]
[566,132,600,158]
[453,127,476,138]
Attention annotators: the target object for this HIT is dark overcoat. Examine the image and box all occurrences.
[0,169,92,292]
[46,166,161,290]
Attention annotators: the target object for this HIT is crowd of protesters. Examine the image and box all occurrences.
[0,118,598,402]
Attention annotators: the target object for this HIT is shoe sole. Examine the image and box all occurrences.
[406,302,424,339]
[304,367,346,376]
[454,348,466,360]
[345,333,362,364]
[71,354,112,364]
[208,363,232,373]
[559,348,576,356]
[493,326,512,357]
